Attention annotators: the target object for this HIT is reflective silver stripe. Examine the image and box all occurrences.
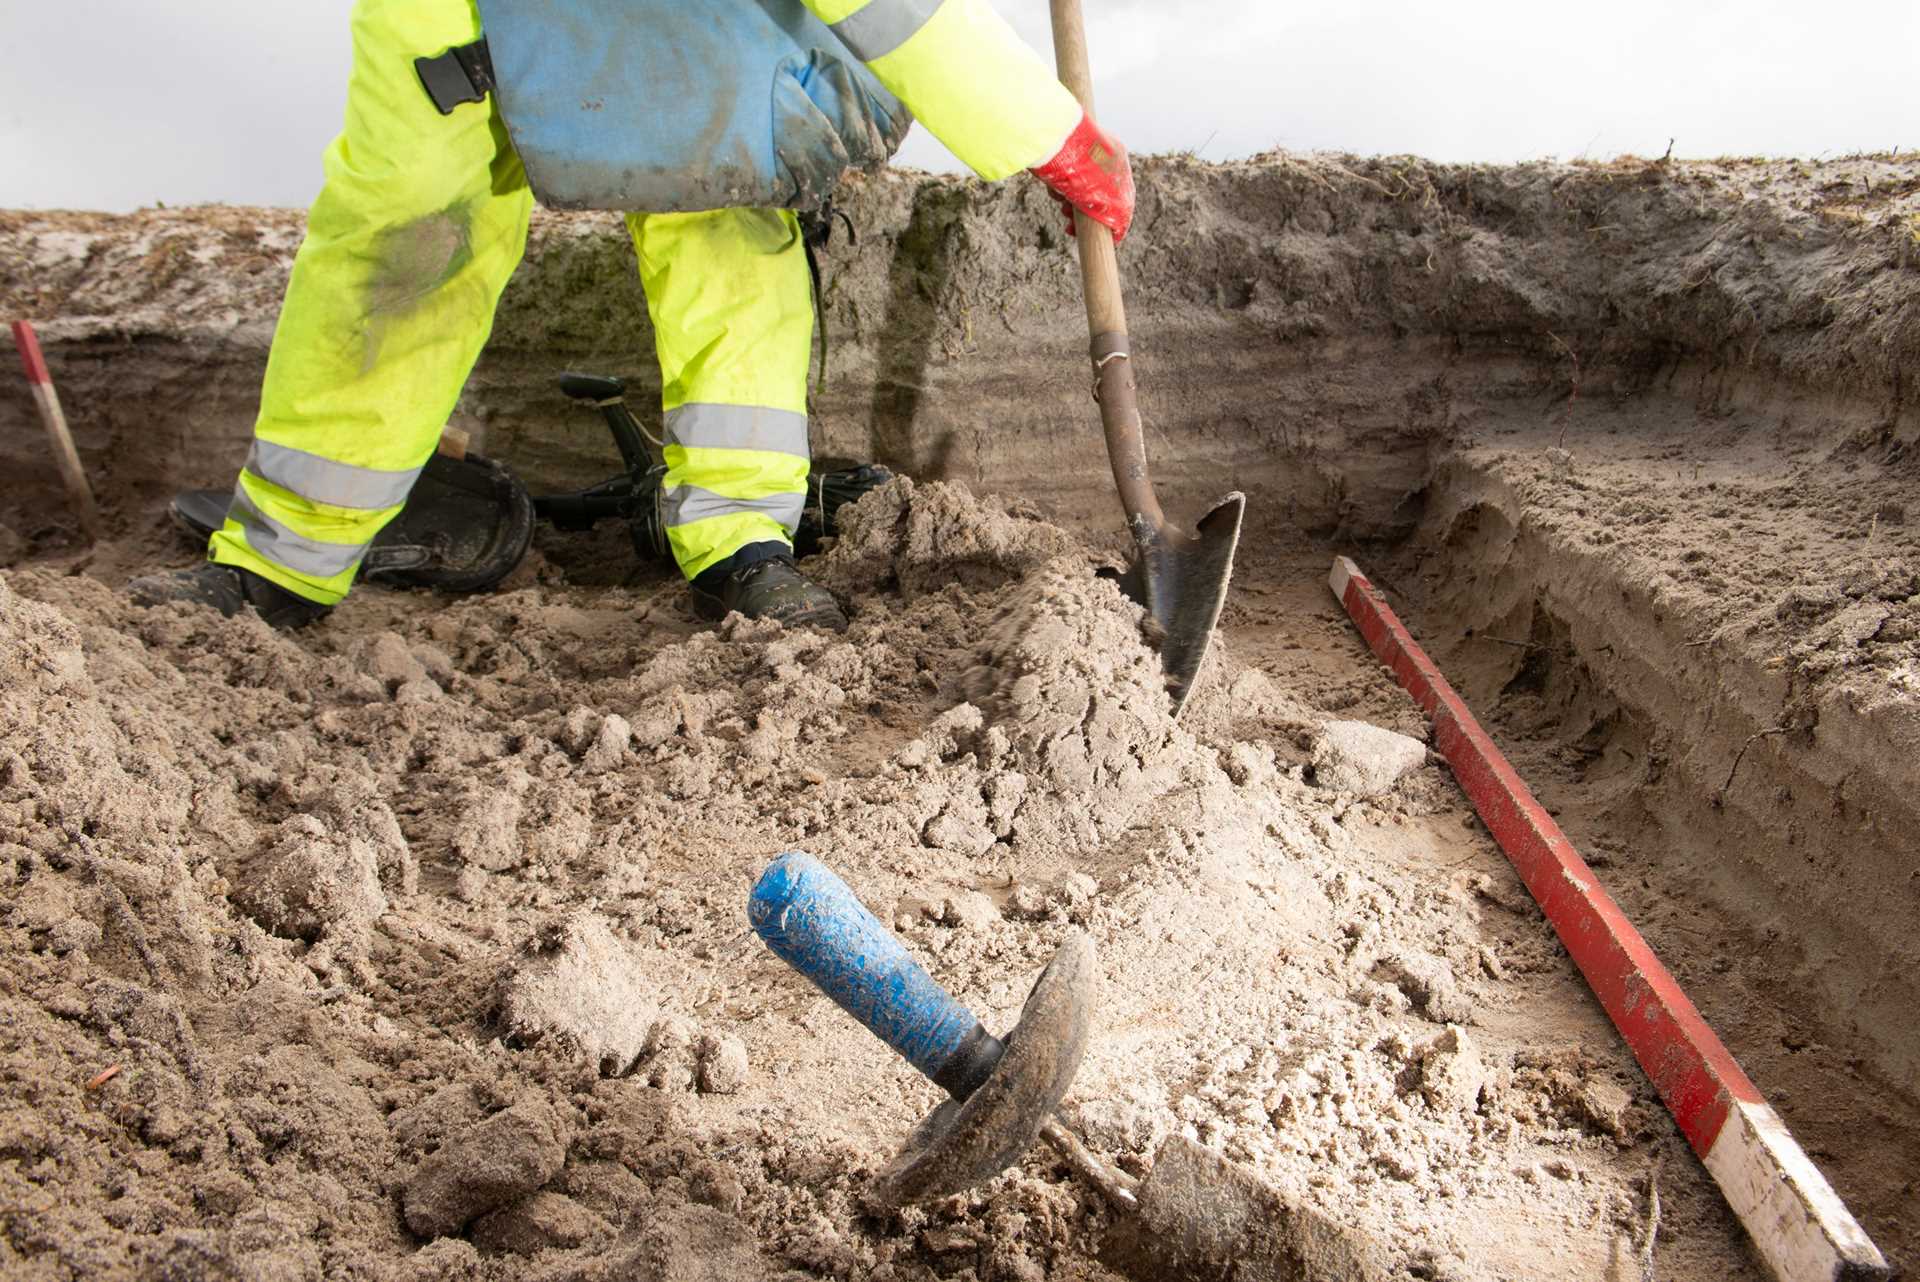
[227,486,366,578]
[246,440,422,511]
[664,404,810,459]
[829,0,946,61]
[661,485,805,533]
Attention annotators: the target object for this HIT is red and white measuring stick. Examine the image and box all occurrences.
[11,319,100,539]
[1328,557,1887,1282]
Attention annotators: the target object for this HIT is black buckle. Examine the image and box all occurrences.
[415,38,495,115]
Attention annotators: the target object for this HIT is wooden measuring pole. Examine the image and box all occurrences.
[11,321,101,540]
[1329,555,1889,1282]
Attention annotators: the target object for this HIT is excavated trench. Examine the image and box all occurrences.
[2,154,1917,1280]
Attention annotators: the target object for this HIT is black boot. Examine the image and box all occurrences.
[128,563,332,630]
[689,546,846,632]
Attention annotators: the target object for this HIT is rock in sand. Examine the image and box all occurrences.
[1313,720,1428,796]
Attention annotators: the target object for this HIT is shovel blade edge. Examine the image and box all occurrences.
[1132,492,1245,718]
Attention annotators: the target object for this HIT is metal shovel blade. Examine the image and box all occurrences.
[1118,492,1246,717]
[1101,1135,1387,1282]
[872,936,1095,1206]
[1048,0,1243,722]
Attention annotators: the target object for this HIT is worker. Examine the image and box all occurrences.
[129,0,1134,632]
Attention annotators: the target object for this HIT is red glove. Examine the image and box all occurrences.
[1029,112,1135,243]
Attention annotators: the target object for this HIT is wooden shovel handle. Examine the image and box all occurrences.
[1048,0,1127,341]
[1048,0,1165,533]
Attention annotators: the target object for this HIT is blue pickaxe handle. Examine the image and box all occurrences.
[750,851,1005,1100]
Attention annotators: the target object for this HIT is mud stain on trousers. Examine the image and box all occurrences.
[362,205,476,370]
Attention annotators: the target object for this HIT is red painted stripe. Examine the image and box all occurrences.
[11,321,52,387]
[1337,564,1764,1157]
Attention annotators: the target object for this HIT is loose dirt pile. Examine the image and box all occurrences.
[0,478,1750,1280]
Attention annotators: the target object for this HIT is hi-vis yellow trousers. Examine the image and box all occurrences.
[211,0,815,603]
[214,0,1083,604]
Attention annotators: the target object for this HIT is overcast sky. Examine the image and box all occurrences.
[3,1,1915,211]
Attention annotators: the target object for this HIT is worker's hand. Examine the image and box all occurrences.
[1029,112,1134,243]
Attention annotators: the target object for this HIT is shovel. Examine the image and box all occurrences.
[1048,0,1244,718]
[750,853,1386,1282]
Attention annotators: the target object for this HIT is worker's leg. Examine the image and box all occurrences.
[206,0,533,605]
[626,209,815,582]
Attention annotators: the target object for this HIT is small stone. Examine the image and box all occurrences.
[1375,953,1474,1025]
[365,632,430,693]
[943,890,1001,931]
[1313,721,1428,797]
[1007,884,1048,919]
[1416,1025,1487,1111]
[694,1034,749,1095]
[1575,1079,1633,1139]
[924,811,996,857]
[394,677,443,704]
[582,715,632,773]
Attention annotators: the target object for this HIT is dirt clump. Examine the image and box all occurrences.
[231,812,388,947]
[954,559,1183,857]
[496,912,659,1077]
[815,474,1079,600]
[403,1097,573,1239]
[694,1033,750,1095]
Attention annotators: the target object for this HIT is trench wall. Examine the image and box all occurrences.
[3,154,1915,546]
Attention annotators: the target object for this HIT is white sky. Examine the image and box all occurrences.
[2,1,1915,211]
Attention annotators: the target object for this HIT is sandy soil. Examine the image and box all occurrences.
[3,150,1916,1280]
[1,475,1765,1281]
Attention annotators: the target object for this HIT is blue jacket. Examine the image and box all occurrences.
[476,0,912,212]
